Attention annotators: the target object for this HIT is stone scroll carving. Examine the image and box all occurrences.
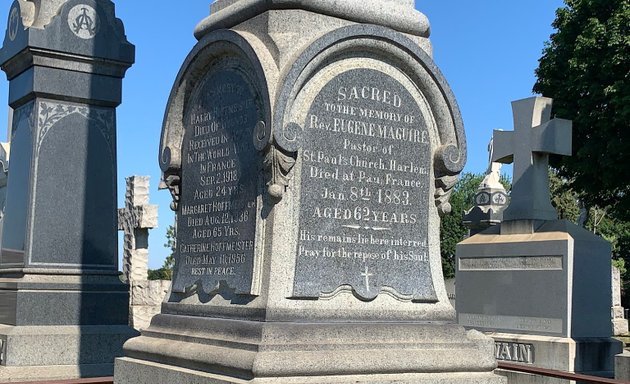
[159,30,279,211]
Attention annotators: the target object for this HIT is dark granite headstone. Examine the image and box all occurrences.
[0,0,136,380]
[292,68,436,302]
[173,68,261,295]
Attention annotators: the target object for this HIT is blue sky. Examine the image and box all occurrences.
[0,0,565,269]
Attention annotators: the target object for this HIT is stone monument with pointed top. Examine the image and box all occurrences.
[463,137,509,236]
[0,0,136,380]
[114,0,506,383]
[456,97,622,382]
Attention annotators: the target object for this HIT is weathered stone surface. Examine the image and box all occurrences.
[131,280,170,306]
[199,0,429,40]
[129,305,163,332]
[616,351,630,381]
[118,176,158,283]
[292,68,435,302]
[172,67,261,296]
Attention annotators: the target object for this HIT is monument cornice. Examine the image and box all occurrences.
[194,0,430,40]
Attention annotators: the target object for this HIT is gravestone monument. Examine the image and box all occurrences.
[0,0,136,380]
[118,176,159,284]
[115,1,505,383]
[457,97,622,382]
[117,176,168,331]
[463,138,509,236]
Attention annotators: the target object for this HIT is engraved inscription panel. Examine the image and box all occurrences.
[495,342,534,364]
[293,68,436,301]
[459,313,563,335]
[173,69,260,295]
[459,255,563,271]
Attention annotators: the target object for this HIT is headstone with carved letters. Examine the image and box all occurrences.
[456,97,622,383]
[0,0,136,380]
[115,1,505,383]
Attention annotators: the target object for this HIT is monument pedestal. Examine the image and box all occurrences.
[117,317,503,384]
[457,220,622,382]
[491,333,620,383]
[0,272,137,381]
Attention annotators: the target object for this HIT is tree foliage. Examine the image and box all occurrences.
[533,0,630,220]
[549,170,630,297]
[148,224,176,280]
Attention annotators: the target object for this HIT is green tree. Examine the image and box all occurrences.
[440,173,483,278]
[549,169,582,223]
[549,169,630,296]
[533,0,630,220]
[148,223,176,280]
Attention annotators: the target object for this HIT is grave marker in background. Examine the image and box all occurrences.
[612,266,628,336]
[117,176,168,331]
[463,138,509,236]
[118,176,158,284]
[457,97,622,382]
[0,0,136,380]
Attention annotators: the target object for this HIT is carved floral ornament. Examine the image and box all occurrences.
[159,26,465,215]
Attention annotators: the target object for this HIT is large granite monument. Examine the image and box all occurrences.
[115,1,505,383]
[0,0,136,380]
[456,97,622,382]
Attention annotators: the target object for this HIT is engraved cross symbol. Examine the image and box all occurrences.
[361,266,374,292]
[73,7,96,36]
[492,97,572,222]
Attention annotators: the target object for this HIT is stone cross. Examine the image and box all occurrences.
[118,176,158,284]
[492,97,572,223]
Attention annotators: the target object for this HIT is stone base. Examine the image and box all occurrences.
[116,357,505,384]
[129,279,170,331]
[0,324,138,381]
[0,363,113,382]
[495,370,571,384]
[488,333,622,383]
[615,351,630,381]
[114,315,506,384]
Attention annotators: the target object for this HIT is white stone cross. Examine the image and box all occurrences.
[361,266,374,292]
[492,97,572,222]
[118,176,158,284]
